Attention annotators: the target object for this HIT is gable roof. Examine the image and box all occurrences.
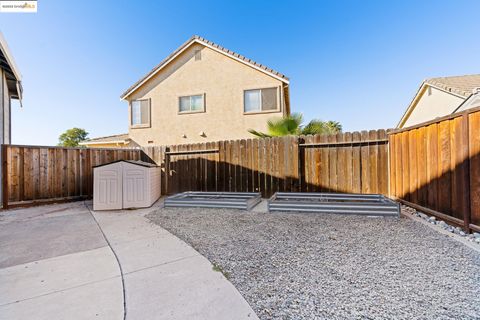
[93,159,158,169]
[79,133,130,145]
[0,32,22,100]
[397,74,480,128]
[425,74,480,98]
[121,35,289,100]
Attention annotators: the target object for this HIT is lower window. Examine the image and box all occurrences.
[179,94,205,113]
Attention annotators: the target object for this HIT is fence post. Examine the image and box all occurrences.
[165,147,170,195]
[2,144,8,209]
[297,136,305,192]
[462,114,471,232]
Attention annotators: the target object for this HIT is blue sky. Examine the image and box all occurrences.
[1,0,479,145]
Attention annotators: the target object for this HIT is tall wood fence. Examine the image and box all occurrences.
[141,129,389,197]
[1,145,141,208]
[388,106,480,232]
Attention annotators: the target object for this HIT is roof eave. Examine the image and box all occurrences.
[0,32,22,82]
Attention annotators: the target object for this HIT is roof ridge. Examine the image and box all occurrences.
[84,133,129,142]
[120,35,289,99]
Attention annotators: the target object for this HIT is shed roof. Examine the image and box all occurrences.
[93,159,158,168]
[121,35,289,100]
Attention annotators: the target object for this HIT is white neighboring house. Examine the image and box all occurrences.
[0,31,22,145]
[397,74,480,128]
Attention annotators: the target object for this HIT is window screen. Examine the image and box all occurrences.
[179,95,204,113]
[261,88,277,110]
[131,99,150,126]
[244,87,278,112]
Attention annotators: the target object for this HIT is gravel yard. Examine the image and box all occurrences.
[147,207,480,320]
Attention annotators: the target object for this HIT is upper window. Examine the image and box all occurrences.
[179,94,205,113]
[244,87,278,113]
[131,99,150,127]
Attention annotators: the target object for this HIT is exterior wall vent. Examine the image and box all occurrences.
[194,49,201,61]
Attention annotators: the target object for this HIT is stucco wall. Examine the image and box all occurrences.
[126,43,286,146]
[402,86,464,127]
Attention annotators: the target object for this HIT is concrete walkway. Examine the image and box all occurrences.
[0,200,258,320]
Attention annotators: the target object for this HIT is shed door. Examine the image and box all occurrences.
[123,164,147,209]
[93,164,123,210]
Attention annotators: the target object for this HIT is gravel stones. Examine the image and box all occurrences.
[403,206,480,246]
[148,207,480,320]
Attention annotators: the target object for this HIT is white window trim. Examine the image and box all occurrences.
[178,93,206,114]
[243,86,281,115]
[130,98,151,129]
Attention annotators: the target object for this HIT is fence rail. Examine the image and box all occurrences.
[1,145,142,208]
[388,106,480,232]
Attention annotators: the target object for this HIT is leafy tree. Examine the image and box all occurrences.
[248,113,342,138]
[58,128,89,147]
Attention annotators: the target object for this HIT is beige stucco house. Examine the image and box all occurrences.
[0,32,22,145]
[116,35,290,146]
[397,74,480,128]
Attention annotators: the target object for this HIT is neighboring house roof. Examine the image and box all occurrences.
[121,35,289,100]
[425,74,480,98]
[79,133,131,145]
[397,74,480,128]
[0,31,22,100]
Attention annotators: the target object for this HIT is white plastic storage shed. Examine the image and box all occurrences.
[93,160,161,211]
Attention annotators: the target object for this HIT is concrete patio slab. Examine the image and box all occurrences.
[0,246,120,305]
[0,277,123,320]
[0,200,259,319]
[124,255,257,320]
[91,209,169,245]
[89,201,258,319]
[111,234,198,274]
[0,203,106,268]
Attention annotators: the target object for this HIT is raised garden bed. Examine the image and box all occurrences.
[268,192,400,217]
[164,191,262,210]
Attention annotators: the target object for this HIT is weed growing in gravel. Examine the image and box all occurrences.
[212,262,230,279]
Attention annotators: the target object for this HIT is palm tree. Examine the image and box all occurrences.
[248,113,342,138]
[248,113,303,137]
[302,119,342,135]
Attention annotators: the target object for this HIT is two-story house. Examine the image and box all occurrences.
[82,36,290,148]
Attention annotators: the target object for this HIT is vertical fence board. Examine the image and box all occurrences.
[469,112,480,227]
[389,107,480,231]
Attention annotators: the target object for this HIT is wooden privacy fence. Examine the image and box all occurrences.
[388,106,480,232]
[141,129,389,197]
[1,145,142,208]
